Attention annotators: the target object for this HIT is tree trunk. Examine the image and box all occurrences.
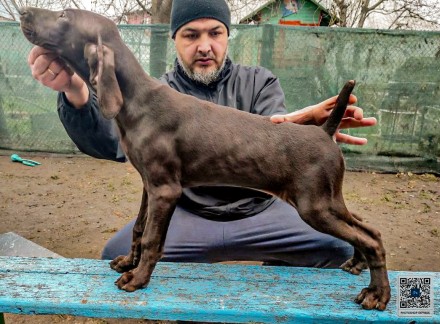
[357,0,370,28]
[151,0,172,24]
[334,0,349,27]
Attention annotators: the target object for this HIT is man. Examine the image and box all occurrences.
[27,0,376,267]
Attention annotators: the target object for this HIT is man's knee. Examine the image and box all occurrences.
[101,219,135,260]
[268,236,354,269]
[101,243,115,260]
[311,237,353,268]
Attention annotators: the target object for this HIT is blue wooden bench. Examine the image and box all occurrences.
[0,256,438,323]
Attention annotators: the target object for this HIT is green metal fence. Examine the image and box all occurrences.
[0,22,439,173]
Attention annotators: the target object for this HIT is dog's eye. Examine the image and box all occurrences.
[59,11,66,18]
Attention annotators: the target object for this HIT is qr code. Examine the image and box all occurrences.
[398,276,434,317]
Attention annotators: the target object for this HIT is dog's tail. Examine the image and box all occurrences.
[321,80,356,137]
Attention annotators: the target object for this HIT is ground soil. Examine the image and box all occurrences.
[1,153,439,323]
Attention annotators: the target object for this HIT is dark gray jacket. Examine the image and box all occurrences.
[57,58,287,221]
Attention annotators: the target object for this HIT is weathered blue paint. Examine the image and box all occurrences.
[0,257,438,323]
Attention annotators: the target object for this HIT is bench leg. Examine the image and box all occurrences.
[0,313,4,324]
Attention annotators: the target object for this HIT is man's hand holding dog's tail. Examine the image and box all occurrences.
[271,94,377,145]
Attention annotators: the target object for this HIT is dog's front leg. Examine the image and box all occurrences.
[110,188,148,273]
[115,183,181,292]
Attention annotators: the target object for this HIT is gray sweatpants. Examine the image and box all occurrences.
[102,199,353,268]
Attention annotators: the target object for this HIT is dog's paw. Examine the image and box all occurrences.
[115,269,150,292]
[340,257,368,275]
[355,285,391,311]
[110,255,137,273]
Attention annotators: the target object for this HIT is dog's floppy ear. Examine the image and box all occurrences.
[84,35,123,119]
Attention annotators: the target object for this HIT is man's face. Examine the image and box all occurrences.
[174,18,228,85]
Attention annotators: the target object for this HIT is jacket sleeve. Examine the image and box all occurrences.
[57,89,126,162]
[251,67,288,117]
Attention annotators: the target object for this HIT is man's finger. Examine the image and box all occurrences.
[335,132,368,145]
[28,46,54,65]
[322,94,357,109]
[339,117,377,129]
[347,94,357,105]
[344,106,363,120]
[31,53,60,76]
[44,69,72,92]
[270,115,287,123]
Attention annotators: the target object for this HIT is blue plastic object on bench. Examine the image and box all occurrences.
[0,256,438,323]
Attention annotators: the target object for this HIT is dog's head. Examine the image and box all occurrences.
[20,7,123,119]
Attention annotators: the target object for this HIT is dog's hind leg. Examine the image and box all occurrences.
[340,247,368,275]
[340,212,369,275]
[296,199,390,310]
[115,182,182,292]
[347,218,391,310]
[340,248,368,275]
[110,188,148,273]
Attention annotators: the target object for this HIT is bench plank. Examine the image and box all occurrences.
[0,256,438,323]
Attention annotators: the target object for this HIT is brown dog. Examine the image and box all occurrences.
[20,7,390,310]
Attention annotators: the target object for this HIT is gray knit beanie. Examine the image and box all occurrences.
[170,0,231,38]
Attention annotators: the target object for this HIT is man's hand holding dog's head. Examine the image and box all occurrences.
[28,46,89,109]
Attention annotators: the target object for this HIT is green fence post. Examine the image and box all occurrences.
[260,24,274,70]
[149,25,169,78]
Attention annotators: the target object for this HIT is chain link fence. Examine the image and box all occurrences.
[0,22,439,173]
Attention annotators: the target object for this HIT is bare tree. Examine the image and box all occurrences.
[88,0,171,24]
[2,0,439,30]
[111,0,261,24]
[384,0,440,30]
[325,0,388,27]
[89,0,148,23]
[0,0,84,20]
[150,0,171,23]
[318,0,440,30]
[226,0,265,23]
